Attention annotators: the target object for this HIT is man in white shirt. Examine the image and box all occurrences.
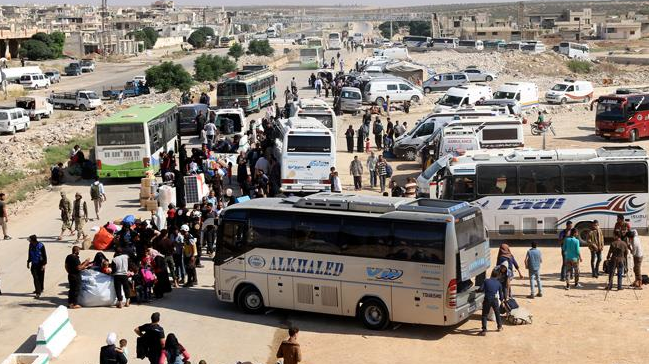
[90,177,106,220]
[204,121,218,146]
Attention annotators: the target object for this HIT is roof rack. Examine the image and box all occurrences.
[596,146,646,157]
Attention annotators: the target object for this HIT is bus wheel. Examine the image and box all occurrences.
[629,129,637,143]
[237,285,264,314]
[359,298,390,330]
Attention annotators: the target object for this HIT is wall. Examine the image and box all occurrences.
[153,36,184,49]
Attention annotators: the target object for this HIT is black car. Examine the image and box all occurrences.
[178,104,209,136]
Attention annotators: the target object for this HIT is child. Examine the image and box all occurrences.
[227,162,233,185]
[116,338,128,358]
[100,260,112,275]
[139,265,156,303]
[365,137,371,153]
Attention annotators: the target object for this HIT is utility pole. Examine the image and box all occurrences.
[390,19,393,40]
[100,0,106,55]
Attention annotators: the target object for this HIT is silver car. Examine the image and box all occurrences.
[340,87,362,114]
[422,72,469,93]
[461,67,497,82]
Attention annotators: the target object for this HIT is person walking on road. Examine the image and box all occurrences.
[372,117,384,150]
[0,192,10,240]
[479,271,503,335]
[345,125,354,153]
[27,235,47,298]
[118,90,124,106]
[276,327,302,364]
[72,192,89,243]
[58,192,73,240]
[65,246,91,308]
[525,241,543,298]
[112,248,130,308]
[587,220,604,278]
[204,121,218,148]
[349,156,363,191]
[366,152,377,188]
[134,312,165,364]
[607,231,629,291]
[558,221,573,281]
[90,177,106,221]
[563,228,582,290]
[314,77,322,97]
[376,156,388,193]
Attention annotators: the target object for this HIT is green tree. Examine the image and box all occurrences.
[247,39,274,56]
[194,54,237,82]
[142,27,159,48]
[227,43,244,61]
[188,30,207,48]
[19,39,53,60]
[407,21,431,36]
[49,31,66,58]
[145,61,193,92]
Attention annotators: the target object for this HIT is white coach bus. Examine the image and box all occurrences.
[328,32,342,50]
[213,193,490,329]
[431,146,649,241]
[272,117,335,193]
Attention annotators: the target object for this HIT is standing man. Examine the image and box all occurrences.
[90,177,106,221]
[27,235,47,298]
[349,156,363,191]
[204,120,218,147]
[112,248,130,308]
[276,327,302,364]
[479,271,503,335]
[72,192,89,243]
[587,220,604,278]
[558,221,573,281]
[344,125,354,153]
[65,246,91,308]
[372,117,383,150]
[314,77,322,97]
[0,192,9,240]
[290,77,297,94]
[562,228,582,290]
[524,241,543,298]
[58,192,73,240]
[376,156,388,193]
[629,229,644,289]
[118,90,124,106]
[366,152,377,189]
[134,312,165,364]
[607,231,629,291]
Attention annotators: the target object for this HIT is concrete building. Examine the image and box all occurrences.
[599,20,642,40]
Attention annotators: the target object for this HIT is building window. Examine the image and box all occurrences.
[631,30,636,35]
[477,32,486,36]
[606,28,615,33]
[492,32,498,35]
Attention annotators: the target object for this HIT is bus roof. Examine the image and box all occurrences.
[97,103,176,125]
[279,116,330,132]
[225,192,474,219]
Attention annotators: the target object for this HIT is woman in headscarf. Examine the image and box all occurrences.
[159,333,190,364]
[100,332,127,364]
[496,243,523,297]
[153,254,172,299]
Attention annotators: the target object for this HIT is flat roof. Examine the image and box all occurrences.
[97,103,176,125]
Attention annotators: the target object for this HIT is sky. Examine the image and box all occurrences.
[7,0,527,7]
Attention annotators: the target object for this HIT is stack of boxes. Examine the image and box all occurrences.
[140,177,158,212]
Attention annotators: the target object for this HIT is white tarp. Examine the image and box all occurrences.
[78,269,122,307]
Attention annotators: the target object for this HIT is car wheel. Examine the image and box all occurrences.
[410,95,420,103]
[424,87,432,94]
[359,298,390,330]
[629,129,637,143]
[375,97,385,105]
[11,126,16,135]
[583,96,590,104]
[405,148,417,161]
[237,285,264,314]
[560,97,567,105]
[24,122,30,131]
[79,104,87,111]
[485,76,493,81]
[34,85,39,90]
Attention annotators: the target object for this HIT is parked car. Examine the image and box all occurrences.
[423,72,469,93]
[80,59,95,73]
[64,62,82,76]
[133,75,147,86]
[0,107,30,135]
[44,70,61,83]
[19,73,50,89]
[545,79,594,104]
[178,103,209,136]
[363,78,424,105]
[461,67,497,82]
[50,90,103,111]
[340,87,363,114]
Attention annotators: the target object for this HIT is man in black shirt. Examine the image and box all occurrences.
[65,246,91,309]
[27,235,47,298]
[134,312,165,364]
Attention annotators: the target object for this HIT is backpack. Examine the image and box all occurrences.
[141,268,155,284]
[385,163,393,178]
[90,184,100,200]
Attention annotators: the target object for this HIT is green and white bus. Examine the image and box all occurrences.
[299,48,321,69]
[95,103,177,178]
[217,65,277,115]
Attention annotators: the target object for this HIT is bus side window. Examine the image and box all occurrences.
[293,214,341,254]
[477,165,517,195]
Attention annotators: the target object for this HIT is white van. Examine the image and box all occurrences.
[434,85,493,112]
[375,47,409,60]
[19,73,50,89]
[0,107,30,134]
[363,78,424,105]
[492,82,539,110]
[545,79,594,104]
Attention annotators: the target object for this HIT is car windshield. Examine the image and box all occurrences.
[179,108,197,119]
[96,123,145,146]
[422,157,447,179]
[438,95,464,106]
[86,92,99,99]
[551,84,568,91]
[494,91,516,99]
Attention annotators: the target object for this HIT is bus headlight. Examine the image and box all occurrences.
[615,128,625,133]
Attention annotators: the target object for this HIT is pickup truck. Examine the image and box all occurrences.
[80,59,95,73]
[64,62,82,76]
[102,81,150,99]
[49,90,103,111]
[16,96,54,120]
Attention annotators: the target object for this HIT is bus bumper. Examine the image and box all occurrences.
[98,168,152,178]
[281,184,331,193]
[445,292,484,325]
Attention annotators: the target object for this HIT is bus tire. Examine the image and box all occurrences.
[359,298,390,330]
[629,129,637,143]
[236,285,264,314]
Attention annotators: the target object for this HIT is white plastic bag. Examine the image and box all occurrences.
[78,269,122,307]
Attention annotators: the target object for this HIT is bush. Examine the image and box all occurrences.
[19,39,53,60]
[187,27,215,49]
[145,62,193,92]
[129,27,159,50]
[567,60,592,74]
[194,54,237,82]
[228,43,244,61]
[378,21,430,39]
[247,39,274,56]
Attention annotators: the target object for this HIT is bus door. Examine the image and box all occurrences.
[216,214,248,300]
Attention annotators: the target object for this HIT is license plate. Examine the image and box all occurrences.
[603,133,610,137]
[468,301,477,313]
[298,179,319,184]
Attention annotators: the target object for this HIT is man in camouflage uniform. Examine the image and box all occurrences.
[57,192,73,240]
[71,192,88,244]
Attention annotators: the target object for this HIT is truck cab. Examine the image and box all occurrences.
[80,59,96,73]
[65,62,82,76]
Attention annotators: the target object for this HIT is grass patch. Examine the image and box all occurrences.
[567,60,592,74]
[8,176,49,203]
[0,171,26,190]
[28,135,94,171]
[7,87,28,98]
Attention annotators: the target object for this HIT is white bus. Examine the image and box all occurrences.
[289,98,337,137]
[433,146,649,241]
[328,32,342,50]
[558,42,590,59]
[213,193,490,329]
[266,27,278,38]
[431,37,459,49]
[272,117,335,193]
[353,32,363,43]
[458,40,484,51]
[403,35,431,52]
[299,48,321,69]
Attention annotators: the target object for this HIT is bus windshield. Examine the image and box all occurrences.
[596,101,626,121]
[218,82,248,96]
[97,124,145,146]
[287,135,331,153]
